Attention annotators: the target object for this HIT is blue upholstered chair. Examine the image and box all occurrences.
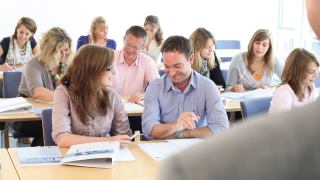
[221,69,228,83]
[215,40,241,62]
[3,71,22,98]
[1,72,23,147]
[42,109,56,146]
[315,75,320,87]
[240,97,272,119]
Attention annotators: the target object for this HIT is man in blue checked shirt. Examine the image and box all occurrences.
[142,36,229,140]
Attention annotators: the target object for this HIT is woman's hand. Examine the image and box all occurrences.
[232,84,245,92]
[0,63,12,71]
[110,135,131,145]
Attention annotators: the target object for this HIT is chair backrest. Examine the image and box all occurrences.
[221,69,228,83]
[215,40,241,62]
[159,69,165,76]
[3,71,22,98]
[42,109,56,146]
[315,75,320,87]
[240,97,272,119]
[215,40,241,49]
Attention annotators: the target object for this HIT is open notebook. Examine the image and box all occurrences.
[17,141,135,168]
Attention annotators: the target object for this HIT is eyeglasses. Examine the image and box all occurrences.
[124,41,143,51]
[106,65,113,72]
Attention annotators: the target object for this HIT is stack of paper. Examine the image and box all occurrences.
[17,146,62,166]
[222,88,276,100]
[0,97,32,114]
[17,142,135,168]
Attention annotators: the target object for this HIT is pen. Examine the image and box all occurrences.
[129,132,139,140]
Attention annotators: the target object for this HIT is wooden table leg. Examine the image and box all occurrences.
[4,129,10,148]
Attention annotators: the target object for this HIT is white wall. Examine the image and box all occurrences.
[0,0,279,51]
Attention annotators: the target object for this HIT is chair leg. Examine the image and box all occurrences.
[4,129,10,148]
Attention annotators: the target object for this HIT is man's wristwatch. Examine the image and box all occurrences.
[174,131,183,139]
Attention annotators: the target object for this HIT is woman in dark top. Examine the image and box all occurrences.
[0,17,38,71]
[189,27,226,90]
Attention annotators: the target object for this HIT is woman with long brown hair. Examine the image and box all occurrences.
[269,48,319,113]
[226,29,283,92]
[52,45,132,148]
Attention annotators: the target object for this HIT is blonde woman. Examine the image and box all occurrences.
[53,45,132,147]
[13,27,72,146]
[269,48,319,113]
[143,15,163,63]
[226,29,283,92]
[77,16,116,50]
[190,27,225,89]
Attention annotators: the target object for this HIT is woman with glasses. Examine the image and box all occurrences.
[226,29,283,92]
[52,45,132,148]
[269,48,319,113]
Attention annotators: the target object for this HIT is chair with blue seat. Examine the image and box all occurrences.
[3,71,22,98]
[315,75,320,87]
[42,109,56,146]
[215,40,241,62]
[2,72,23,147]
[3,71,40,147]
[240,96,272,119]
[221,69,228,83]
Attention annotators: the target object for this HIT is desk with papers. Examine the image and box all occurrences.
[8,142,159,180]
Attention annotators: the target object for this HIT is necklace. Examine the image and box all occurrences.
[19,45,27,56]
[50,62,65,82]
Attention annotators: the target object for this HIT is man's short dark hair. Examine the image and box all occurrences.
[161,35,192,59]
[125,25,147,43]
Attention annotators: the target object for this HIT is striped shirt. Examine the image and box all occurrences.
[142,71,229,139]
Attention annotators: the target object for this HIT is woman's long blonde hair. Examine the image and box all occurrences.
[190,27,216,72]
[39,27,72,70]
[89,16,107,44]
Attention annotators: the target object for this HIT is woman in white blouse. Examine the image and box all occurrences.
[143,15,164,64]
[269,48,319,113]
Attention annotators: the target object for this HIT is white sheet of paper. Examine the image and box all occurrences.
[113,147,135,161]
[165,138,203,149]
[123,102,143,113]
[222,88,275,100]
[138,142,181,160]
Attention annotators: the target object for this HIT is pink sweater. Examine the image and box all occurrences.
[52,85,132,143]
[269,84,317,113]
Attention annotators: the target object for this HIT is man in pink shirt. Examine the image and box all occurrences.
[112,25,159,103]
